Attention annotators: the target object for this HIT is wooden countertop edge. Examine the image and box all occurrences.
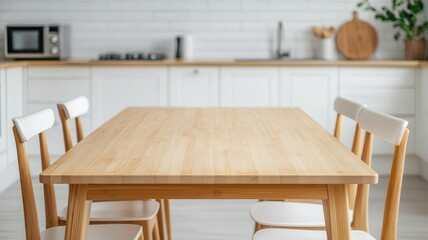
[1,60,427,68]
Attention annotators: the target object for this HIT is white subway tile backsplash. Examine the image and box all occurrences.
[208,22,241,31]
[0,0,423,60]
[208,0,242,11]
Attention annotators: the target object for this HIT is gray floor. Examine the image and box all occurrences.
[0,177,427,240]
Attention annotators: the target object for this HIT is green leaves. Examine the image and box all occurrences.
[416,22,428,36]
[357,1,366,8]
[407,0,423,14]
[357,0,428,40]
[385,8,398,21]
[393,0,405,10]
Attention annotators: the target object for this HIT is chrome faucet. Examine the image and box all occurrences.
[277,21,290,59]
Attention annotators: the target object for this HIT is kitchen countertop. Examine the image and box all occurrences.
[0,60,428,68]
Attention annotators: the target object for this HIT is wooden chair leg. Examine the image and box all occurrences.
[156,199,166,240]
[164,199,172,240]
[143,221,153,240]
[153,219,160,240]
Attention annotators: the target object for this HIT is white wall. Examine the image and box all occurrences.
[0,0,408,60]
[425,0,428,59]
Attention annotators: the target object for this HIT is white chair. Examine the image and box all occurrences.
[12,109,143,240]
[251,97,366,230]
[253,107,409,240]
[57,96,162,240]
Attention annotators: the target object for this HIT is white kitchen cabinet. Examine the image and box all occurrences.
[220,67,279,107]
[27,67,91,103]
[92,67,168,127]
[0,67,24,192]
[6,67,24,166]
[339,67,417,154]
[340,67,416,115]
[170,67,220,107]
[280,67,339,130]
[416,67,428,179]
[0,69,6,172]
[25,66,92,156]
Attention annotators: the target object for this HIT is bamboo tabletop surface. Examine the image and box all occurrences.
[40,108,378,185]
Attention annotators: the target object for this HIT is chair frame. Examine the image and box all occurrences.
[253,110,410,240]
[13,126,44,240]
[254,99,365,232]
[57,102,85,152]
[57,99,167,240]
[13,120,144,240]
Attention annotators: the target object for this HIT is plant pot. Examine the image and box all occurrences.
[404,39,426,60]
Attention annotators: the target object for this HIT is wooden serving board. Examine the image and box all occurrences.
[336,11,378,60]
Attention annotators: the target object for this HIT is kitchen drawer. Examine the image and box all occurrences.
[92,67,168,127]
[27,79,90,102]
[280,67,338,130]
[170,67,220,107]
[27,67,91,80]
[220,67,279,107]
[340,67,416,88]
[340,89,415,115]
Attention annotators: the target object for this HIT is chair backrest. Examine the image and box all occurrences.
[57,96,89,151]
[351,108,409,240]
[12,109,58,240]
[333,97,366,140]
[333,97,366,209]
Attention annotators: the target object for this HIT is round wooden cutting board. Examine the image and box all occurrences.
[336,11,378,60]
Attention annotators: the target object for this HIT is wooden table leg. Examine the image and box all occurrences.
[164,199,172,240]
[65,184,91,240]
[323,184,350,240]
[156,199,167,240]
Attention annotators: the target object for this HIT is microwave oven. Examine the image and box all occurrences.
[4,24,69,60]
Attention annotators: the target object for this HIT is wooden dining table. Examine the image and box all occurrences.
[40,107,378,240]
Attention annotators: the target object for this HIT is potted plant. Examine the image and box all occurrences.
[358,0,428,60]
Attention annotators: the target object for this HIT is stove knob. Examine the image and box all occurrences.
[50,35,59,43]
[50,47,59,55]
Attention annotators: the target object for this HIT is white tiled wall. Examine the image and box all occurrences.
[0,0,420,60]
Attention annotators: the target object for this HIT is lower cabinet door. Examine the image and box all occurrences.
[220,67,280,107]
[280,67,339,130]
[92,67,168,127]
[0,70,6,155]
[170,67,220,107]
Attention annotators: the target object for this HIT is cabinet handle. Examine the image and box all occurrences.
[193,69,199,74]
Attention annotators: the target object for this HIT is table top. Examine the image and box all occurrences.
[40,108,378,185]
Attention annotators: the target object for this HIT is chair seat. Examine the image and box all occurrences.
[59,200,159,222]
[250,201,353,227]
[253,228,376,240]
[41,224,142,240]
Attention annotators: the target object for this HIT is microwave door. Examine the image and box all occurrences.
[6,26,44,56]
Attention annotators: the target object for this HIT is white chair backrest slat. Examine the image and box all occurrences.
[58,96,89,119]
[358,108,408,146]
[334,97,366,121]
[12,109,55,142]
